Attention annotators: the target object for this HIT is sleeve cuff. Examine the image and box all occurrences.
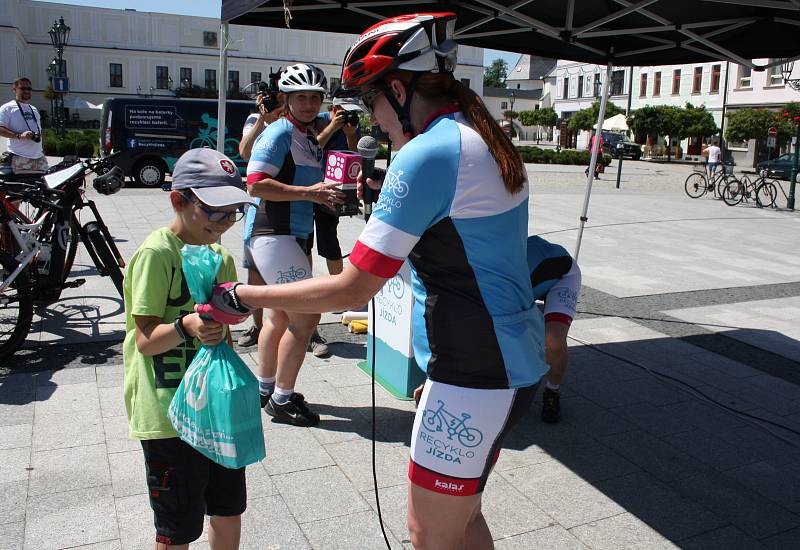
[350,241,403,278]
[246,172,269,185]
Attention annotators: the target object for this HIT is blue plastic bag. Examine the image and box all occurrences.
[168,245,265,469]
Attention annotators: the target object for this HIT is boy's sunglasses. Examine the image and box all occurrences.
[183,192,245,223]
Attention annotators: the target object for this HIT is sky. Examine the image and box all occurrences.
[45,0,520,69]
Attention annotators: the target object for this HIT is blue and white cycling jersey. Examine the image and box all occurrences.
[246,117,323,239]
[526,235,581,323]
[350,109,547,389]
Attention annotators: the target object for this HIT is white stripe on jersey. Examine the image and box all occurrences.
[358,215,418,260]
[246,160,279,176]
[449,114,528,220]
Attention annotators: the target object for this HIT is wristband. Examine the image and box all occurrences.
[173,315,190,341]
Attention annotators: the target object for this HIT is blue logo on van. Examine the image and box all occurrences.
[127,138,137,148]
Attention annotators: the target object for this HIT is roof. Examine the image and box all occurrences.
[484,87,542,100]
[507,56,558,81]
[221,1,800,69]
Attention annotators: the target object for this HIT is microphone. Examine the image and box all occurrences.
[357,135,380,206]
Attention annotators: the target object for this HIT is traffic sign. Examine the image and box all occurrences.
[768,126,778,138]
[53,77,69,93]
[767,136,777,148]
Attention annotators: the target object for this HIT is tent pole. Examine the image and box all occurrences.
[574,62,612,261]
[217,23,229,154]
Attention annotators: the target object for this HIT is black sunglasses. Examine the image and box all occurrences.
[182,192,245,223]
[360,89,385,113]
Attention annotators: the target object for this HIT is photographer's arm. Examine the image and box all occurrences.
[0,126,26,140]
[316,112,345,149]
[238,117,266,161]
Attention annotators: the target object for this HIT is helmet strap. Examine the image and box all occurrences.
[382,73,420,139]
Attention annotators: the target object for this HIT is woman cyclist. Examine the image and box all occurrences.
[203,13,548,549]
[245,63,344,427]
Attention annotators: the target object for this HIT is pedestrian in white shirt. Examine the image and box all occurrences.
[0,77,48,173]
[703,139,722,175]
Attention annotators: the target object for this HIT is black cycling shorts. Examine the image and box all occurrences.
[307,205,342,260]
[141,437,247,546]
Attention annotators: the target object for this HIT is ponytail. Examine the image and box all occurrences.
[391,72,526,194]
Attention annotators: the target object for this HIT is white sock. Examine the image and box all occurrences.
[546,381,560,391]
[273,386,294,405]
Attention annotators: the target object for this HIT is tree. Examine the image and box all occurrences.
[503,110,519,120]
[567,101,625,131]
[628,105,662,144]
[628,104,718,162]
[679,103,719,140]
[726,108,792,145]
[483,59,508,88]
[518,108,557,128]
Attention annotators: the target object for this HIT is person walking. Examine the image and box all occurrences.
[0,77,48,173]
[198,13,548,549]
[244,63,344,426]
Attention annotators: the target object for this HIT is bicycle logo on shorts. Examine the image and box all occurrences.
[421,400,483,448]
[275,266,308,284]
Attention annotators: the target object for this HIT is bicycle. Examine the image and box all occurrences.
[684,163,733,199]
[754,170,790,208]
[421,399,484,448]
[0,157,126,362]
[722,172,773,208]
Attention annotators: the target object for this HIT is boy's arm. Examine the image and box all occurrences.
[134,313,225,355]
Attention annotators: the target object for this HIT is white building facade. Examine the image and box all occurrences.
[0,0,485,120]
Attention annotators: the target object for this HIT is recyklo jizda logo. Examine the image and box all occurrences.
[419,399,484,464]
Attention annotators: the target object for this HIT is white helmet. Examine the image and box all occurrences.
[278,63,327,94]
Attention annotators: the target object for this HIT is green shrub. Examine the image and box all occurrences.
[43,139,59,156]
[56,140,76,156]
[76,140,94,157]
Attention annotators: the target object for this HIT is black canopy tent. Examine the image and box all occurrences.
[218,0,800,256]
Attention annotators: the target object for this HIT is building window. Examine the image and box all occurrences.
[228,70,239,91]
[205,69,217,90]
[203,31,218,47]
[610,70,625,95]
[639,73,648,97]
[155,66,169,90]
[329,77,341,92]
[250,72,262,84]
[562,77,569,99]
[180,67,192,88]
[109,63,123,88]
[501,101,508,109]
[672,69,681,95]
[692,66,703,94]
[460,78,471,88]
[738,65,751,88]
[594,73,601,97]
[710,64,721,93]
[577,75,584,98]
[653,71,661,96]
[767,60,783,86]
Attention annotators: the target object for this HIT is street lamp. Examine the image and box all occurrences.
[780,59,800,210]
[508,91,516,140]
[48,17,70,138]
[45,58,57,128]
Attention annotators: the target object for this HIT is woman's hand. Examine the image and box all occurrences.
[183,313,226,346]
[194,282,252,325]
[306,182,345,207]
[356,167,385,201]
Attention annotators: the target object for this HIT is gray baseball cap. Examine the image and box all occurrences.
[332,97,365,112]
[171,148,256,207]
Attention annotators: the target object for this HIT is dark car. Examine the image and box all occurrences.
[99,98,254,187]
[601,131,641,160]
[757,153,796,180]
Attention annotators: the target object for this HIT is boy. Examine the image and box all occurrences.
[123,148,256,549]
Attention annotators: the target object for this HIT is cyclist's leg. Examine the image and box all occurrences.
[408,484,484,550]
[275,309,320,390]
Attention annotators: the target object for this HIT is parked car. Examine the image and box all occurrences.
[601,131,641,160]
[756,153,796,180]
[99,97,254,187]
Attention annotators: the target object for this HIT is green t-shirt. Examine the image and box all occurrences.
[123,227,238,440]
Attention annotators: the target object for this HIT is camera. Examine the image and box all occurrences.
[31,132,41,143]
[343,111,360,126]
[256,82,279,112]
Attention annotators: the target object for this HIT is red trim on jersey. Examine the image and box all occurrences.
[408,460,481,496]
[246,171,270,185]
[422,106,461,133]
[350,241,403,278]
[544,312,573,327]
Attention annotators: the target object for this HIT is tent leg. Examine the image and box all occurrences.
[574,62,612,261]
[217,23,229,154]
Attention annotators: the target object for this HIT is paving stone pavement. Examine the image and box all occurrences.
[1,161,800,548]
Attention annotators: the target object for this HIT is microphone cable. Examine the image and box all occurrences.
[370,296,393,549]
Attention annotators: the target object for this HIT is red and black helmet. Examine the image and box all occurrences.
[341,12,458,90]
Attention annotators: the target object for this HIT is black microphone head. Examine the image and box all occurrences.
[357,136,379,160]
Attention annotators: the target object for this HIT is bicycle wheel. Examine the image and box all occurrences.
[684,173,708,198]
[84,222,124,297]
[722,180,744,206]
[756,181,777,208]
[0,252,33,363]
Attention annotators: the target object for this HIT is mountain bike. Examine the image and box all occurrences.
[0,157,125,362]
